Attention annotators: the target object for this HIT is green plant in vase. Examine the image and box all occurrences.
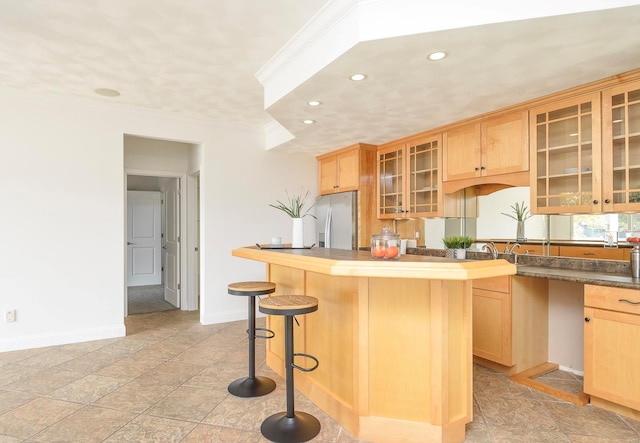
[269,189,316,248]
[501,201,532,241]
[442,235,475,259]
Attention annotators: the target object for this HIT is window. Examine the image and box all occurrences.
[572,214,640,241]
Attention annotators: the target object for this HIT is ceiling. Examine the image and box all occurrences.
[1,1,639,156]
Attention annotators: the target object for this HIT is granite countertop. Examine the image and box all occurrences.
[407,247,640,290]
[476,238,631,248]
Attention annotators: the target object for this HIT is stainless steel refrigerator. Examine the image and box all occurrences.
[315,191,358,250]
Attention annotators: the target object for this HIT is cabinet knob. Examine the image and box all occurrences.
[480,166,486,170]
[604,199,611,204]
[474,167,480,171]
[593,200,599,204]
[584,317,591,322]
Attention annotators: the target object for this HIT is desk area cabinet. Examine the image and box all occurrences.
[472,275,548,375]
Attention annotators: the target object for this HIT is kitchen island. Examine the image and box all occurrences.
[232,246,516,443]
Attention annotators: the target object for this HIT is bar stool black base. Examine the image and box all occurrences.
[227,376,276,398]
[261,411,321,443]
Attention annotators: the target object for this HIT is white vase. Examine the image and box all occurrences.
[455,248,466,259]
[292,218,304,248]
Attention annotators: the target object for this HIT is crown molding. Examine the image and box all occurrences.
[264,119,295,150]
[256,0,360,109]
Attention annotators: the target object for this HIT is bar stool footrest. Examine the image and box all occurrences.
[228,376,276,398]
[292,353,319,372]
[253,327,275,339]
[261,411,321,443]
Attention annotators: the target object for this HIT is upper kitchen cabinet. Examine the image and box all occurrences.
[442,123,481,181]
[317,143,377,195]
[530,93,602,214]
[602,80,640,212]
[378,133,443,219]
[442,111,529,193]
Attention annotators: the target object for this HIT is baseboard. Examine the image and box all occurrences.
[0,324,126,353]
[200,308,248,325]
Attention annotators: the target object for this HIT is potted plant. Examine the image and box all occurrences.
[442,235,475,259]
[501,201,532,241]
[269,189,316,248]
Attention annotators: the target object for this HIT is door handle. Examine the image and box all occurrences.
[127,242,135,245]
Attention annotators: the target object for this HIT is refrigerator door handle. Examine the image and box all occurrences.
[325,207,332,248]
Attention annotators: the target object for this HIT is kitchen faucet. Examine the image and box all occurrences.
[482,242,499,259]
[505,242,521,254]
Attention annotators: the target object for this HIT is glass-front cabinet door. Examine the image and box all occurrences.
[407,135,442,217]
[378,143,405,219]
[602,80,640,212]
[377,134,442,219]
[530,93,602,214]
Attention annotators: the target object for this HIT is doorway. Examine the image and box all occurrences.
[123,134,200,318]
[126,175,180,315]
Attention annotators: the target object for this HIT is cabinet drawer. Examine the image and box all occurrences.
[559,246,624,260]
[521,244,559,256]
[473,275,510,293]
[585,285,640,315]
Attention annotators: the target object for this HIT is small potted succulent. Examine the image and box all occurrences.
[442,235,475,259]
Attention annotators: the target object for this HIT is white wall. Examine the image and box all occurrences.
[0,87,317,352]
[548,281,585,373]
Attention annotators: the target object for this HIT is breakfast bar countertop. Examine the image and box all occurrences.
[233,245,516,280]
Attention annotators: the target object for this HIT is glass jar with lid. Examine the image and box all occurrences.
[370,226,400,260]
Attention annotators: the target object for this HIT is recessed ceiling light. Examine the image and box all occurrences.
[303,119,315,125]
[350,74,366,81]
[307,100,322,106]
[428,51,447,61]
[94,88,120,97]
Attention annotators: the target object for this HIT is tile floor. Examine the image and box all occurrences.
[1,310,639,443]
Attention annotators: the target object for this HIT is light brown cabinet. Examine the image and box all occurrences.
[318,144,376,195]
[530,93,602,214]
[377,134,443,219]
[472,275,548,374]
[584,285,640,414]
[558,245,625,260]
[602,80,640,212]
[378,133,478,220]
[317,143,380,248]
[490,242,559,256]
[443,111,529,184]
[443,123,481,182]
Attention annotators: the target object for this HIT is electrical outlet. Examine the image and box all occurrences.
[5,310,16,322]
[415,231,420,239]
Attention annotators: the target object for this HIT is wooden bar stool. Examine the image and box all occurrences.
[258,294,320,443]
[227,281,277,398]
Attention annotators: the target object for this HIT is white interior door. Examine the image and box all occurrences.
[127,191,162,286]
[164,179,180,307]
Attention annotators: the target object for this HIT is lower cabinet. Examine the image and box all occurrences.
[584,285,640,414]
[472,275,548,374]
[559,246,625,260]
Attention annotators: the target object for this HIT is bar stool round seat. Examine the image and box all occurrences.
[227,281,276,398]
[259,294,320,443]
